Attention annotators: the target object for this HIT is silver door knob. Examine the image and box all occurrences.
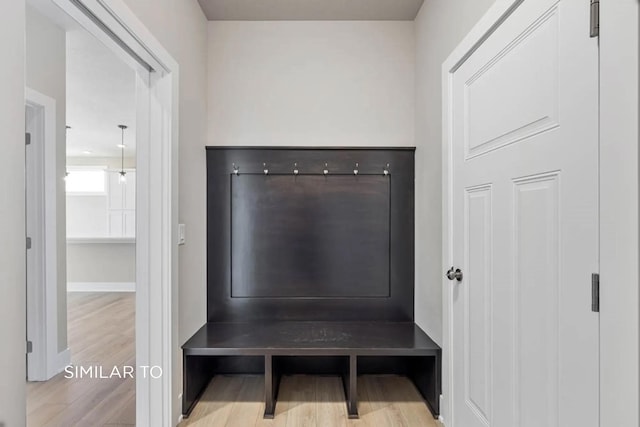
[446,267,463,282]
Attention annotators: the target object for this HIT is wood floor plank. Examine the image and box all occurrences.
[315,376,348,427]
[26,404,67,427]
[384,375,439,427]
[182,376,245,427]
[224,376,264,427]
[74,379,135,426]
[106,395,136,425]
[283,375,316,427]
[27,293,135,427]
[359,375,408,427]
[183,374,438,427]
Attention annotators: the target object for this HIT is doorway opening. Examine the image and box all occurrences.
[25,6,138,425]
[24,0,178,424]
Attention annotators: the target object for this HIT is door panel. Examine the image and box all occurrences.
[513,173,559,427]
[465,7,559,158]
[450,1,599,426]
[464,185,493,424]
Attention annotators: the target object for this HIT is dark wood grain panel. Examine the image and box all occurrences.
[206,147,415,322]
[231,174,390,298]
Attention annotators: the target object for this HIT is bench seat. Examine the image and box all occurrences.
[182,321,441,419]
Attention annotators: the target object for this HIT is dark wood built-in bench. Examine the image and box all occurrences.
[183,321,440,418]
[182,147,441,420]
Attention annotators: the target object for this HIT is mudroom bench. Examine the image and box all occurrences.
[182,321,440,418]
[182,147,441,420]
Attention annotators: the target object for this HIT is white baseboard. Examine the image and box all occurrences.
[56,348,70,372]
[438,394,446,425]
[47,347,70,378]
[67,282,136,292]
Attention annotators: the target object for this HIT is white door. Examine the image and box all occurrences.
[448,1,599,426]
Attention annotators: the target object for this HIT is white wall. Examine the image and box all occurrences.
[67,242,136,283]
[0,0,26,424]
[26,5,68,354]
[414,0,495,345]
[208,21,415,147]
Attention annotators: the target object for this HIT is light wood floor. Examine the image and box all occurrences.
[27,293,439,427]
[27,292,136,427]
[180,374,441,427]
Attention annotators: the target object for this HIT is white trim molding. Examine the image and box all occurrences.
[55,348,71,375]
[438,394,445,425]
[67,282,136,292]
[25,88,60,382]
[599,1,640,425]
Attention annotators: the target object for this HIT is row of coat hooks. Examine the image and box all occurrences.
[232,162,390,176]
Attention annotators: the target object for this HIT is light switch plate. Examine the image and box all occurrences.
[178,224,186,245]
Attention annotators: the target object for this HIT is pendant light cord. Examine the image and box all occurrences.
[121,127,124,172]
[118,124,128,181]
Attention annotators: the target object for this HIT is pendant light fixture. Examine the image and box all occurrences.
[118,124,128,183]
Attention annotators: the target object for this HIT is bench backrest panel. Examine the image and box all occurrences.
[206,147,415,322]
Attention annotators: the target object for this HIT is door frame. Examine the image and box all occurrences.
[441,0,640,426]
[598,1,639,426]
[25,88,65,381]
[49,0,180,425]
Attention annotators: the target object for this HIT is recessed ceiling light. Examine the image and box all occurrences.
[117,144,126,148]
[82,150,93,155]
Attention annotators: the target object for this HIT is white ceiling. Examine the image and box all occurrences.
[66,29,137,158]
[197,0,424,21]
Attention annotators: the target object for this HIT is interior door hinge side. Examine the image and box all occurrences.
[590,0,600,38]
[592,273,600,312]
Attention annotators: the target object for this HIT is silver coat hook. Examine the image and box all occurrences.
[293,162,299,175]
[323,163,329,175]
[233,163,239,175]
[383,163,390,176]
[353,162,359,175]
[263,163,269,175]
